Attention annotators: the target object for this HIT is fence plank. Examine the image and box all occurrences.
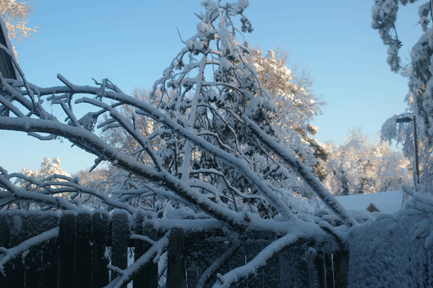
[333,251,348,288]
[40,238,59,288]
[58,211,77,288]
[92,210,110,288]
[19,212,59,288]
[111,210,129,288]
[9,214,25,288]
[21,213,40,288]
[35,213,59,288]
[76,211,92,288]
[324,253,334,288]
[24,243,43,288]
[315,252,326,288]
[0,214,10,287]
[0,214,8,247]
[166,228,186,288]
[134,211,158,288]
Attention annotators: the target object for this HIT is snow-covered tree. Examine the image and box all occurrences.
[72,167,109,188]
[18,157,70,186]
[246,48,327,181]
[0,1,357,287]
[10,157,72,209]
[372,0,433,180]
[101,47,326,200]
[323,128,411,195]
[0,0,36,40]
[0,0,37,57]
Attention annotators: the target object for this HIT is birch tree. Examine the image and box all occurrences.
[0,1,356,287]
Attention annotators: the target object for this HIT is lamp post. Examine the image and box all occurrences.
[396,115,419,185]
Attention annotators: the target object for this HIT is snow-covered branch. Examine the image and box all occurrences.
[104,231,170,288]
[196,240,242,288]
[213,231,309,288]
[0,227,59,276]
[242,114,358,228]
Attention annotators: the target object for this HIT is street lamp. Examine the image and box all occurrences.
[396,115,419,185]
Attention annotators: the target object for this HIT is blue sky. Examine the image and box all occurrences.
[0,1,422,174]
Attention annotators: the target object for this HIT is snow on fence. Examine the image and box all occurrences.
[348,210,433,287]
[0,209,347,288]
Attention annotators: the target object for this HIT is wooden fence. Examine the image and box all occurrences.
[0,209,347,288]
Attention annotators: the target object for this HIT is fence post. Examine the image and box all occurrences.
[0,214,8,247]
[38,213,60,288]
[58,211,77,288]
[324,253,334,288]
[111,210,129,288]
[23,212,44,288]
[134,211,158,288]
[318,252,325,287]
[91,210,110,288]
[7,214,25,288]
[166,228,186,288]
[0,214,10,287]
[76,211,92,288]
[333,251,348,288]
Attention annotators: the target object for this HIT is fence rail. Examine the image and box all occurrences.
[0,210,347,288]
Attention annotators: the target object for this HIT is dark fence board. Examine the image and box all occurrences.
[58,211,77,288]
[91,210,110,288]
[278,246,310,288]
[134,211,158,288]
[76,211,92,288]
[166,228,185,288]
[333,251,348,288]
[111,210,129,288]
[185,237,229,287]
[40,238,59,288]
[0,214,10,287]
[324,252,334,288]
[24,242,43,288]
[8,213,25,288]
